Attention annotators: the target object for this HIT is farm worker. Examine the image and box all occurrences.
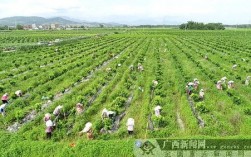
[137,63,144,72]
[0,103,7,116]
[53,105,63,116]
[107,110,115,119]
[154,106,162,117]
[1,93,8,104]
[15,90,22,97]
[228,80,234,89]
[152,80,158,88]
[126,118,135,135]
[129,65,134,71]
[193,78,200,90]
[221,77,227,84]
[101,108,115,119]
[232,64,237,70]
[117,63,121,67]
[79,122,93,140]
[76,103,84,115]
[199,89,205,100]
[187,82,194,95]
[101,108,109,119]
[45,118,54,139]
[44,113,51,122]
[204,55,208,60]
[245,76,250,86]
[216,81,223,90]
[106,68,111,72]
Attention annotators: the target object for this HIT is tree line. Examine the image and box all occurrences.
[0,24,24,30]
[180,21,225,30]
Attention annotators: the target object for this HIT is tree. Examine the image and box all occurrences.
[0,25,8,30]
[99,24,104,28]
[179,21,225,30]
[16,24,24,30]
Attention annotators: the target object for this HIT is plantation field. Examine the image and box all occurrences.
[0,29,251,156]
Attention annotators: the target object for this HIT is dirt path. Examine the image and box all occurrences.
[176,111,185,131]
[187,96,205,128]
[111,94,133,131]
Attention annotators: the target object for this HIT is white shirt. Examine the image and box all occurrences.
[127,124,134,131]
[199,91,204,97]
[0,104,7,111]
[15,90,22,96]
[53,106,62,115]
[108,111,115,115]
[245,79,249,86]
[127,119,134,131]
[46,120,53,127]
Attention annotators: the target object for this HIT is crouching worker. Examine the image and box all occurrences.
[199,89,205,100]
[245,76,250,86]
[154,106,162,117]
[15,90,22,97]
[126,118,135,135]
[79,122,93,140]
[186,82,194,95]
[76,103,84,115]
[101,108,115,120]
[193,78,200,90]
[129,65,134,71]
[1,93,8,104]
[232,64,237,70]
[152,80,158,88]
[216,81,223,90]
[0,103,7,116]
[53,105,63,117]
[137,63,144,72]
[221,77,227,84]
[228,81,234,89]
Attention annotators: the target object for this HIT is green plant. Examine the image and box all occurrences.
[191,93,200,102]
[111,96,126,108]
[196,102,209,113]
[152,96,164,106]
[152,115,168,128]
[233,96,242,105]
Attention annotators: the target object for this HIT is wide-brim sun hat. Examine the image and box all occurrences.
[154,106,162,111]
[188,82,194,86]
[83,122,92,132]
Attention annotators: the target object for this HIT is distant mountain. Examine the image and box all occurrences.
[0,16,123,27]
[0,16,80,26]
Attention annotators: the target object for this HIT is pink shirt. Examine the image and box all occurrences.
[1,95,8,101]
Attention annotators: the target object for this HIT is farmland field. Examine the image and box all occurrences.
[0,29,251,156]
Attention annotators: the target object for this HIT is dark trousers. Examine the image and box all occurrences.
[2,100,8,104]
[46,132,52,139]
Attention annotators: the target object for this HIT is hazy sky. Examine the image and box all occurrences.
[0,0,250,25]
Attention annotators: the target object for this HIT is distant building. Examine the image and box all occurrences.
[32,24,38,30]
[23,25,32,30]
[51,24,60,30]
[51,24,55,29]
[38,25,43,29]
[43,25,50,30]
